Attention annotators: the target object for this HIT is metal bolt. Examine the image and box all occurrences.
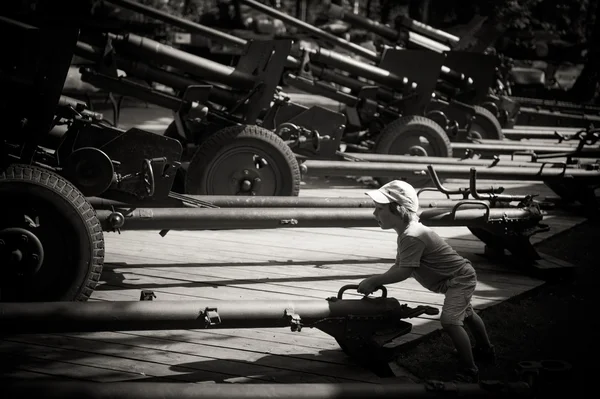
[243,170,249,175]
[21,235,28,243]
[254,178,261,183]
[0,239,4,246]
[241,180,252,192]
[31,254,39,262]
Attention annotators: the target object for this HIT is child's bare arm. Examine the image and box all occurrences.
[358,236,424,295]
[357,265,413,295]
[376,265,414,285]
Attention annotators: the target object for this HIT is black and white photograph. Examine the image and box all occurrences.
[1,0,597,397]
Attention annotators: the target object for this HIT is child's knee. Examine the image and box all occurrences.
[440,313,465,327]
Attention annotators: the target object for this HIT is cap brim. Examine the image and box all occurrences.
[365,189,391,204]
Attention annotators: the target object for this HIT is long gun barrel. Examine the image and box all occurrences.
[235,0,469,89]
[0,293,435,333]
[322,2,470,87]
[326,3,451,53]
[74,41,241,107]
[103,0,417,95]
[107,33,255,90]
[237,0,380,63]
[395,14,461,46]
[105,0,300,68]
[107,0,247,48]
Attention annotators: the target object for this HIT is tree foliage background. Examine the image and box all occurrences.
[126,0,597,45]
[106,0,600,101]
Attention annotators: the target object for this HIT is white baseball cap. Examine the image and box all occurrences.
[365,180,419,213]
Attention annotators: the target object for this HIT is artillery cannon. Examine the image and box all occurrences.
[1,1,594,304]
[102,0,501,155]
[0,284,573,391]
[236,0,504,141]
[97,1,600,175]
[329,3,600,130]
[0,283,557,384]
[72,29,353,197]
[225,0,600,160]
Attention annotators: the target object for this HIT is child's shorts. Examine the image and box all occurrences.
[440,264,477,326]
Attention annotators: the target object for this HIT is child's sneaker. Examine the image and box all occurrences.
[453,366,479,383]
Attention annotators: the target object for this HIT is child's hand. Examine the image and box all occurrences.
[358,276,380,296]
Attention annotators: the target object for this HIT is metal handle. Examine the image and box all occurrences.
[450,200,490,222]
[337,284,387,299]
[469,167,530,203]
[424,165,504,200]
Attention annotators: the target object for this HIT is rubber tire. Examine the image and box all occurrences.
[469,105,505,140]
[185,124,301,196]
[0,164,104,302]
[374,115,452,187]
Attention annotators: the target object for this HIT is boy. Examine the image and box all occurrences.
[358,180,495,382]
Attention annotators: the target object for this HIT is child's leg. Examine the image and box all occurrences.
[442,323,477,370]
[441,287,477,371]
[464,311,492,349]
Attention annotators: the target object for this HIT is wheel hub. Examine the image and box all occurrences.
[231,168,263,195]
[0,227,44,276]
[467,122,484,140]
[408,146,428,156]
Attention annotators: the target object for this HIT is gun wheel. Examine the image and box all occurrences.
[185,124,301,196]
[374,115,452,187]
[467,105,505,140]
[0,164,104,302]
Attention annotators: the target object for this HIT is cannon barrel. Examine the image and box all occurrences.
[396,14,461,46]
[284,74,404,121]
[450,141,600,158]
[74,41,241,107]
[326,3,451,53]
[238,0,379,63]
[106,0,415,98]
[309,64,393,101]
[324,3,469,88]
[108,33,255,90]
[308,47,411,91]
[80,67,184,111]
[86,195,509,210]
[408,31,452,52]
[327,2,399,42]
[94,205,541,231]
[105,0,300,68]
[0,381,534,399]
[0,297,414,333]
[337,152,593,168]
[294,62,397,103]
[285,74,359,107]
[106,0,246,48]
[302,160,600,181]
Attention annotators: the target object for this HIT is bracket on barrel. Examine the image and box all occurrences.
[201,307,221,328]
[417,165,504,200]
[468,168,536,206]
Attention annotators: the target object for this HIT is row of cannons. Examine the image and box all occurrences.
[0,0,589,395]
